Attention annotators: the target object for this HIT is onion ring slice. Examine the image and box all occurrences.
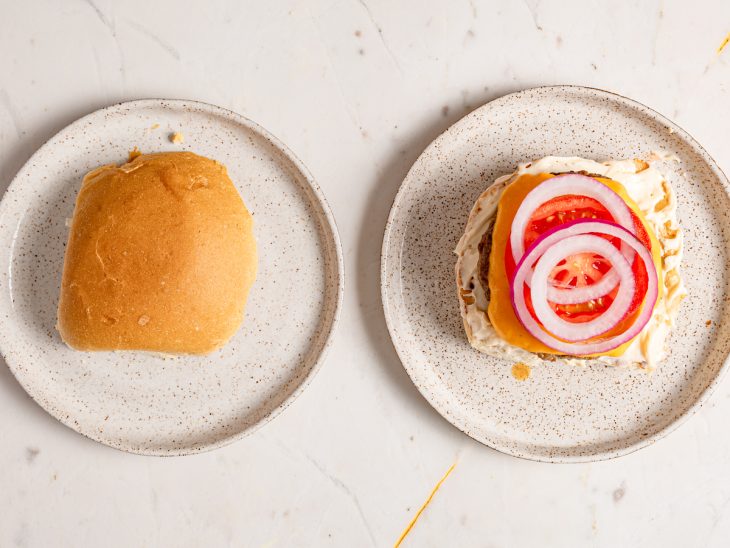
[510,220,658,356]
[530,235,635,341]
[510,174,638,304]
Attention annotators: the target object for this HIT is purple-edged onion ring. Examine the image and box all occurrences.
[510,220,658,356]
[510,174,638,304]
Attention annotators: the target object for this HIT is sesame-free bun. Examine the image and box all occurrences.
[57,151,257,354]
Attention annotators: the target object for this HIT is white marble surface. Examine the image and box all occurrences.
[1,0,730,546]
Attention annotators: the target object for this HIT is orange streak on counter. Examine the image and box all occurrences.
[718,32,730,54]
[394,462,457,547]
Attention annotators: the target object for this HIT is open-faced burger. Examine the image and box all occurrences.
[455,156,686,371]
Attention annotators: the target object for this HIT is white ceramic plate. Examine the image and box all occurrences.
[382,86,730,462]
[0,99,343,455]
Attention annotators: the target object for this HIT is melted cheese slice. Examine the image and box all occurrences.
[486,173,663,357]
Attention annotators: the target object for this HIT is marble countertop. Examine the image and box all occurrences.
[2,1,730,546]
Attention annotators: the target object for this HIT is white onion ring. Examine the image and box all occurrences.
[530,235,635,341]
[546,268,620,305]
[510,174,637,304]
[510,220,658,356]
[526,265,621,305]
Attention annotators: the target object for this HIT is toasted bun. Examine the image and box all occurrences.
[57,151,257,354]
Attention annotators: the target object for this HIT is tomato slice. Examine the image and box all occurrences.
[506,194,652,325]
[549,252,612,289]
[523,195,613,250]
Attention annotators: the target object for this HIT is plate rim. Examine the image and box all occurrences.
[380,84,730,463]
[0,98,345,456]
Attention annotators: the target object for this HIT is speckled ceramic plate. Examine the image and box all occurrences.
[381,86,730,462]
[0,99,343,455]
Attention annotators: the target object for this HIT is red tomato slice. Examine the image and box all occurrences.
[549,252,612,289]
[506,194,652,325]
[523,195,613,250]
